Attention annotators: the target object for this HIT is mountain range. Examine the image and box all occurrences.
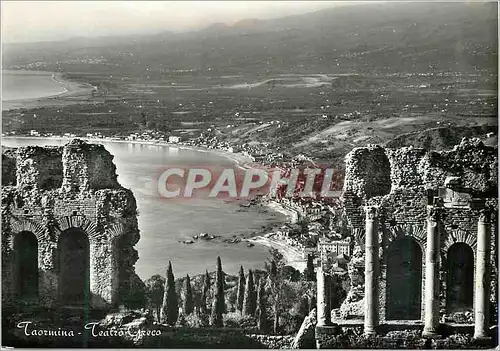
[3,2,497,75]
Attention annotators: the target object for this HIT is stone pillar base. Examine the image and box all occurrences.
[315,324,341,349]
[472,335,492,344]
[472,335,493,349]
[421,329,441,339]
[363,329,377,338]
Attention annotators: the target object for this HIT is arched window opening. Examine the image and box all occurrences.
[58,228,90,306]
[386,237,423,320]
[446,243,474,312]
[13,231,39,299]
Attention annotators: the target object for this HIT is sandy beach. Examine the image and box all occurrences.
[246,234,307,273]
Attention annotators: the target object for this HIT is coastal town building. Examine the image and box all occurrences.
[315,138,498,347]
[168,136,181,143]
[1,139,141,309]
[318,237,352,261]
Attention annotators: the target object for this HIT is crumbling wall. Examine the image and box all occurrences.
[343,145,391,200]
[61,139,120,193]
[343,138,497,212]
[420,138,498,195]
[341,145,391,230]
[337,138,498,322]
[387,147,427,190]
[15,146,63,191]
[2,149,17,186]
[1,139,141,310]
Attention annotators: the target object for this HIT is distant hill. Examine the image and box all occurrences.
[3,2,497,76]
[385,125,498,150]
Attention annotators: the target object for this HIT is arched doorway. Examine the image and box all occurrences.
[386,237,423,320]
[13,231,39,299]
[446,243,474,312]
[58,228,90,306]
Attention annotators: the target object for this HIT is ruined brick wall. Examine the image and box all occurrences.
[337,138,498,323]
[2,149,17,186]
[61,139,120,192]
[1,139,141,309]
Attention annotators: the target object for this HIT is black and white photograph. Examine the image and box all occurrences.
[1,0,498,348]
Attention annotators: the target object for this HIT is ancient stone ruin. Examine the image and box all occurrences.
[1,139,141,309]
[316,138,498,347]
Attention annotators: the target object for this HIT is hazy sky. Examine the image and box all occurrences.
[2,1,343,43]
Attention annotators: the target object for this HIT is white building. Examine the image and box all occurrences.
[169,136,181,143]
[318,237,352,262]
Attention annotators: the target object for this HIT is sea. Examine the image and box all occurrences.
[1,71,287,280]
[2,70,68,102]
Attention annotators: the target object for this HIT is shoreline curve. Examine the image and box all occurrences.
[2,70,95,111]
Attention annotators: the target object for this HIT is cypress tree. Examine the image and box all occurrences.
[236,265,245,313]
[183,274,194,315]
[309,295,316,312]
[304,254,315,281]
[298,295,310,319]
[266,252,283,335]
[160,261,178,325]
[201,270,211,313]
[210,256,225,327]
[256,278,269,332]
[243,269,256,316]
[270,261,278,281]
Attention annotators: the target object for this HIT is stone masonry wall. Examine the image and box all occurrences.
[62,139,120,192]
[343,145,392,200]
[315,324,496,349]
[1,139,141,310]
[15,146,63,192]
[2,149,17,187]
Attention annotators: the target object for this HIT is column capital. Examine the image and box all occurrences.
[478,209,491,224]
[365,206,379,221]
[426,205,441,223]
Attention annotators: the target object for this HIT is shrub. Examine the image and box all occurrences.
[223,312,257,329]
[279,313,303,335]
[184,311,210,328]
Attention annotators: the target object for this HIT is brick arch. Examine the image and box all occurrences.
[55,216,99,242]
[386,224,426,252]
[352,228,365,247]
[441,228,477,254]
[107,222,125,240]
[8,218,45,249]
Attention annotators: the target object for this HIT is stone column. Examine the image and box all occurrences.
[473,210,491,340]
[422,205,441,338]
[364,206,379,336]
[317,266,331,326]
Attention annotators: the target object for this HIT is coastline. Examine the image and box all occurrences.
[2,70,95,111]
[1,135,252,166]
[266,200,299,224]
[246,233,307,273]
